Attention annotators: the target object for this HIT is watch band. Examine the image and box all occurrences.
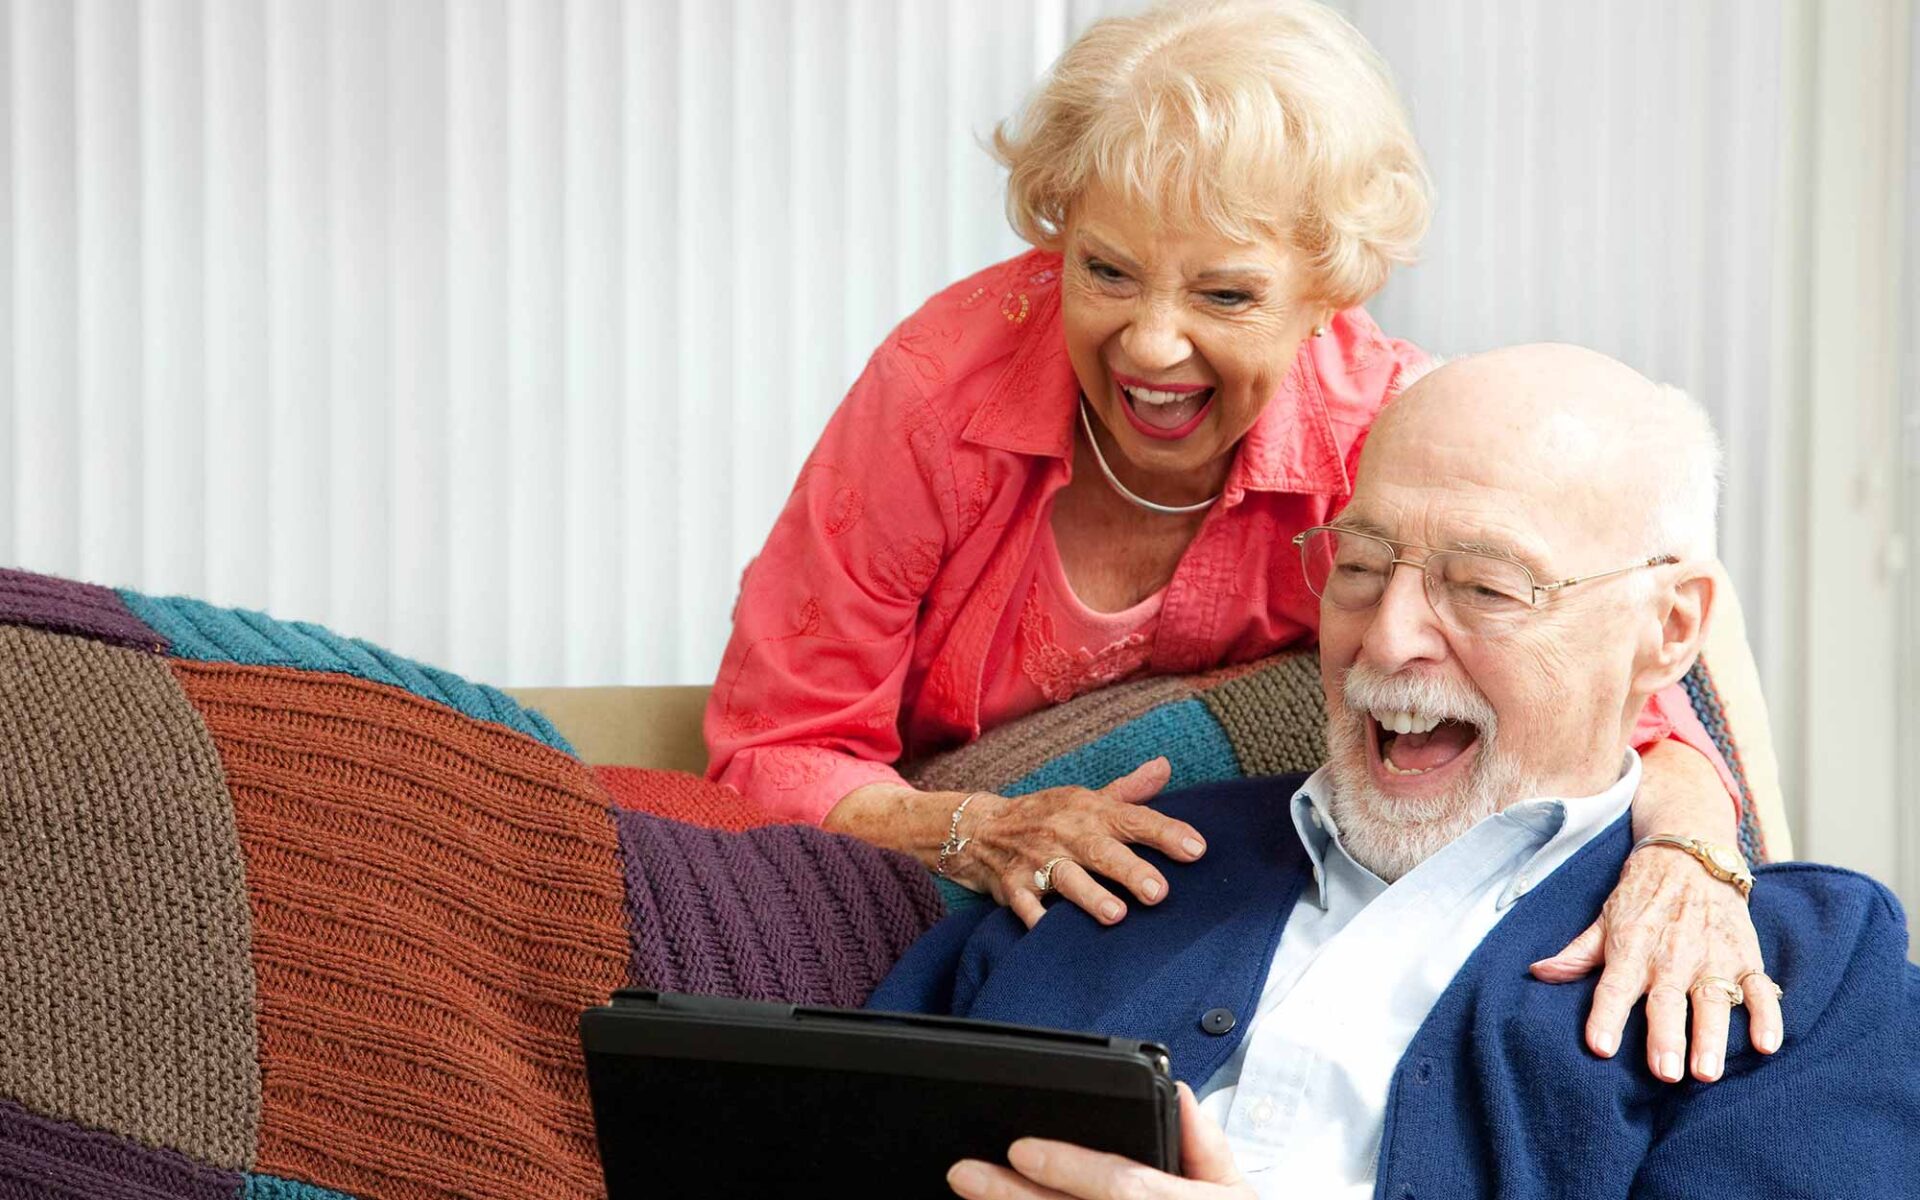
[1632,833,1755,899]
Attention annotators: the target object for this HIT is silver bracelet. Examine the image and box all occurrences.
[935,792,984,878]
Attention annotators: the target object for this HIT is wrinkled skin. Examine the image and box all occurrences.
[1535,740,1783,1081]
[944,758,1204,930]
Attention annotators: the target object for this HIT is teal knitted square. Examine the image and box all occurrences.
[246,1175,361,1200]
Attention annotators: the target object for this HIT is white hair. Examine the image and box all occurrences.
[994,0,1431,309]
[1641,383,1723,561]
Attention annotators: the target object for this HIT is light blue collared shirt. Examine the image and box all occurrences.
[1196,753,1641,1197]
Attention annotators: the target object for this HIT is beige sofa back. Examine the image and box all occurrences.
[505,685,711,774]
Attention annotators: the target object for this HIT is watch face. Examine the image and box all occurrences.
[1705,844,1743,874]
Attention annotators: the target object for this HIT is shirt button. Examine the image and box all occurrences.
[1249,1097,1276,1126]
[1309,808,1324,830]
[1200,1007,1236,1036]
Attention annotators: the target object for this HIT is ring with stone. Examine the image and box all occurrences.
[1033,856,1071,894]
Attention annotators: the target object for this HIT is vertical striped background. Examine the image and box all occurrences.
[2,0,1798,693]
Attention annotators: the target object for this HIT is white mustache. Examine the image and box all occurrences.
[1340,662,1497,737]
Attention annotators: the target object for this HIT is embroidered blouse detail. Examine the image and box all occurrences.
[1009,519,1162,711]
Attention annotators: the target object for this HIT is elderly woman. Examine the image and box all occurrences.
[706,0,1772,1080]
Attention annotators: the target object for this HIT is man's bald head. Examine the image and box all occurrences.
[1373,344,1721,561]
[1315,343,1724,880]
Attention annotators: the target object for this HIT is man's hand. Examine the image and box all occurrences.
[946,1083,1254,1199]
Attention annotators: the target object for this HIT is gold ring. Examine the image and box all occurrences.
[1033,856,1071,894]
[1737,969,1783,1001]
[1689,975,1745,1006]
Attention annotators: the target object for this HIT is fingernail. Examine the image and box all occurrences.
[1141,878,1162,901]
[1698,1051,1721,1080]
[1658,1053,1682,1082]
[948,1162,986,1192]
[1183,837,1206,857]
[1593,1030,1618,1058]
[1008,1140,1047,1172]
[1101,900,1124,922]
[1759,1028,1782,1053]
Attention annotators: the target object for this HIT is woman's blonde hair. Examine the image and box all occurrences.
[995,0,1431,310]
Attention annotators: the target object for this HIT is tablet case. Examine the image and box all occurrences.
[581,989,1180,1195]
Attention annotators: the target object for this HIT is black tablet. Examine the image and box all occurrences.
[580,989,1181,1196]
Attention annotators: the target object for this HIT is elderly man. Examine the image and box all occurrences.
[870,345,1920,1199]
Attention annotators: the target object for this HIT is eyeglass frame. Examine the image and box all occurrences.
[1291,524,1680,616]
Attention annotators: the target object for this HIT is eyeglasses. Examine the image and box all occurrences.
[1293,525,1679,636]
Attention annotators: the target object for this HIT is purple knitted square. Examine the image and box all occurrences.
[615,810,944,1007]
[0,1099,242,1199]
[0,568,166,653]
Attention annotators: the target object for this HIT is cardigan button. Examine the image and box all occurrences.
[1415,1058,1435,1084]
[1200,1008,1236,1036]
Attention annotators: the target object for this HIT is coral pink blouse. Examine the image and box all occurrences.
[705,250,1735,822]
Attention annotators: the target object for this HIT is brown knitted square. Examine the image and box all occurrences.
[174,661,629,1200]
[1197,650,1328,776]
[0,625,260,1170]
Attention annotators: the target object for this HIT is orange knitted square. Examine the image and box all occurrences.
[595,765,792,832]
[175,662,630,1200]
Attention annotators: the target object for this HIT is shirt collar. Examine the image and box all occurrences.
[960,259,1352,496]
[1287,751,1642,911]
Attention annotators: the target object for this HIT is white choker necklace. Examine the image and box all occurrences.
[1078,400,1221,516]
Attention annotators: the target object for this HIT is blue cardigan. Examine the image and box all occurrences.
[870,774,1920,1198]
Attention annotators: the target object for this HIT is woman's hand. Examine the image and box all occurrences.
[952,758,1208,928]
[946,1082,1253,1200]
[826,758,1206,929]
[1529,740,1783,1083]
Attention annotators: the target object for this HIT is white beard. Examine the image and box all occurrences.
[1322,664,1538,882]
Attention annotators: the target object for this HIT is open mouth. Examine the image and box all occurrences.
[1112,373,1215,441]
[1367,708,1482,786]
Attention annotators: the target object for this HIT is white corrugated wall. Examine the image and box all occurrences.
[3,0,1073,686]
[8,0,1919,926]
[0,0,1792,685]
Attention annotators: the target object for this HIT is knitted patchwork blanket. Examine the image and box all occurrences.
[0,566,1770,1198]
[0,568,943,1200]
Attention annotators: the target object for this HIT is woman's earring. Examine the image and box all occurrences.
[1312,322,1328,338]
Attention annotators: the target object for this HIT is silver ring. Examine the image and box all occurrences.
[1033,856,1071,894]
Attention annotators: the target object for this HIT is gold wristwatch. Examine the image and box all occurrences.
[1632,834,1755,899]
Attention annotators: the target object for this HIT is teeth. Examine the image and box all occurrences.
[1382,756,1431,777]
[1371,709,1443,736]
[1123,384,1200,407]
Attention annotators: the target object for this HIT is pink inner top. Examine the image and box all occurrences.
[979,513,1166,729]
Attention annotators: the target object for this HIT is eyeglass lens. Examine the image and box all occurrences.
[1299,528,1535,632]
